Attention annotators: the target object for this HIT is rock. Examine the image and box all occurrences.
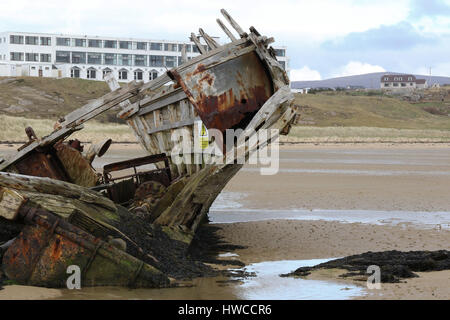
[281,250,450,283]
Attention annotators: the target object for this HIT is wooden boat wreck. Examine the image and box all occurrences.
[0,9,297,288]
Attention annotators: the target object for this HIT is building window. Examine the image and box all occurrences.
[104,53,117,65]
[165,56,176,68]
[134,55,147,66]
[26,53,39,62]
[150,42,162,51]
[384,77,389,81]
[393,83,399,87]
[410,82,414,86]
[274,49,285,57]
[71,67,81,78]
[10,52,24,61]
[88,52,102,64]
[73,39,86,47]
[104,40,117,48]
[149,70,158,80]
[102,68,112,79]
[401,83,406,87]
[118,69,128,80]
[25,36,38,45]
[88,39,102,48]
[87,68,97,79]
[150,55,164,67]
[278,61,286,70]
[136,42,147,50]
[71,52,86,64]
[384,83,389,87]
[10,35,24,44]
[119,41,132,49]
[56,51,70,63]
[134,69,143,81]
[408,77,412,81]
[164,43,177,52]
[56,37,70,46]
[40,37,51,46]
[178,44,191,52]
[118,54,131,66]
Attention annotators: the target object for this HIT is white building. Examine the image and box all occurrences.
[0,31,289,83]
[380,74,428,90]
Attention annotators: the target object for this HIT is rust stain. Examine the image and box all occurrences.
[51,237,62,260]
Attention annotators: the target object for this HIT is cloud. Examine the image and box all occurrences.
[290,66,322,81]
[0,0,411,43]
[322,22,438,51]
[409,0,450,18]
[331,61,386,78]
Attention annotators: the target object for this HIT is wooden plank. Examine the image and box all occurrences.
[190,33,207,54]
[59,80,142,128]
[181,44,187,65]
[220,9,246,38]
[0,187,26,220]
[216,19,237,42]
[137,90,187,116]
[0,125,82,171]
[198,28,219,49]
[147,118,200,135]
[0,172,117,212]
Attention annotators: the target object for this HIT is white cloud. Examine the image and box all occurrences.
[331,61,386,78]
[290,66,322,81]
[0,0,411,42]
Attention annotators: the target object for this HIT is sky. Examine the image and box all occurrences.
[0,0,449,81]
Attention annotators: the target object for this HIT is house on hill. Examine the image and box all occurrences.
[380,74,428,90]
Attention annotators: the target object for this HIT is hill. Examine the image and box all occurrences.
[291,72,450,90]
[0,76,116,122]
[294,90,450,130]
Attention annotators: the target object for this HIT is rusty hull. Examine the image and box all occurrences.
[171,51,274,133]
[2,206,170,288]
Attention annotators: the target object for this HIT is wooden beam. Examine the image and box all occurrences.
[137,89,187,117]
[0,172,117,212]
[181,44,187,64]
[216,18,237,42]
[198,28,219,49]
[147,117,200,135]
[220,9,247,38]
[190,33,206,54]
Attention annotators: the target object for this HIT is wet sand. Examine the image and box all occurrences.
[214,144,450,299]
[1,143,449,299]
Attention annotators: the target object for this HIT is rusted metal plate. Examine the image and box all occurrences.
[172,51,274,133]
[13,150,69,181]
[2,206,170,288]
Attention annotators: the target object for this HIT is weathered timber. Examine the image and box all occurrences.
[216,18,237,41]
[0,172,116,212]
[199,28,220,49]
[190,33,207,54]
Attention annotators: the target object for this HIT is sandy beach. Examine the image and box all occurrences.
[1,143,449,299]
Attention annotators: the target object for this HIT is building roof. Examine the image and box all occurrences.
[380,74,416,82]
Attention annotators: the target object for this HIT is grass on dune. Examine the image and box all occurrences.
[294,92,450,130]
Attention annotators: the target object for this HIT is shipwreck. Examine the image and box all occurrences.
[0,9,297,288]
